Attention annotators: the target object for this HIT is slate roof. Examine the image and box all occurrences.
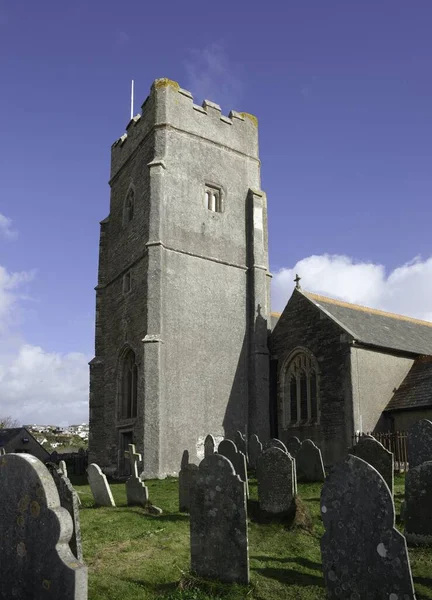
[303,291,432,356]
[384,357,432,411]
[0,427,24,446]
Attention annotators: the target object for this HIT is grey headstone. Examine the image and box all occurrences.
[204,434,216,457]
[0,453,87,599]
[405,460,432,545]
[286,436,301,458]
[264,438,288,453]
[45,462,83,560]
[58,460,68,478]
[87,463,115,507]
[0,446,6,455]
[248,434,262,469]
[124,444,149,506]
[256,447,296,514]
[234,431,248,461]
[296,439,325,482]
[190,453,249,584]
[321,455,415,599]
[408,419,432,469]
[351,436,394,495]
[179,450,199,512]
[218,439,249,497]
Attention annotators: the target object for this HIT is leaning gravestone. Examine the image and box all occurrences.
[190,453,249,584]
[408,419,432,469]
[257,447,296,514]
[45,462,83,560]
[218,439,249,496]
[351,435,394,495]
[234,430,248,461]
[0,453,87,599]
[124,444,149,506]
[286,436,301,458]
[87,463,115,507]
[296,439,325,482]
[179,450,199,512]
[404,460,432,545]
[204,434,216,457]
[248,434,262,469]
[321,455,416,599]
[264,438,288,453]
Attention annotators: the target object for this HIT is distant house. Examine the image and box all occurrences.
[270,288,432,465]
[0,427,50,462]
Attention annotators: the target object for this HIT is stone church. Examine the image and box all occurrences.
[89,78,432,476]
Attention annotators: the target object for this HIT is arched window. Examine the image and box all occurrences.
[121,349,138,419]
[124,188,135,224]
[281,349,320,427]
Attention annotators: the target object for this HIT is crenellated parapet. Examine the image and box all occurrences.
[110,78,259,181]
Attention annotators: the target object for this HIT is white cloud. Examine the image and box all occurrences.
[0,213,17,240]
[272,254,432,322]
[184,42,242,111]
[0,266,35,330]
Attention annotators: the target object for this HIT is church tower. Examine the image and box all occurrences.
[89,79,271,477]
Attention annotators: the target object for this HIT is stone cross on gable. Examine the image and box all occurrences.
[124,444,142,478]
[294,274,301,289]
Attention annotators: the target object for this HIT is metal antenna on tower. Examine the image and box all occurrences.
[130,79,134,120]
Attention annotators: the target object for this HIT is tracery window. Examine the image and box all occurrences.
[282,350,319,427]
[121,349,138,419]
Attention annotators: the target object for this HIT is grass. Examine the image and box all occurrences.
[72,474,432,600]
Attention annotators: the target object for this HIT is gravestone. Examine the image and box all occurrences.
[124,444,149,506]
[408,419,432,469]
[404,460,432,545]
[45,462,83,560]
[296,439,325,482]
[351,436,394,495]
[0,446,5,455]
[179,450,199,512]
[286,436,301,458]
[248,434,262,469]
[264,438,288,453]
[204,434,216,457]
[256,447,296,514]
[0,453,87,599]
[218,439,249,496]
[50,450,59,463]
[234,430,248,461]
[87,463,115,507]
[321,454,416,599]
[58,459,68,478]
[190,453,249,584]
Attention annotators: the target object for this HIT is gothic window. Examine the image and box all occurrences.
[121,350,138,419]
[205,185,223,213]
[124,188,135,224]
[282,350,320,427]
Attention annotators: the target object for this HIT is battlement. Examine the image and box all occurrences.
[110,78,259,180]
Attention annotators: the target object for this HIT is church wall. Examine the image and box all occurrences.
[350,346,414,433]
[269,290,352,465]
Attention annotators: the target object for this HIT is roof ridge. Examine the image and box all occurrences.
[304,290,432,329]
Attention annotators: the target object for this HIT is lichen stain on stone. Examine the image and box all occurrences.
[240,112,258,127]
[16,542,26,557]
[30,501,41,518]
[16,515,25,527]
[42,580,51,590]
[377,542,387,557]
[18,495,30,512]
[154,78,180,92]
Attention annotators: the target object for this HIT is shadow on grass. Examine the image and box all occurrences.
[247,497,313,532]
[303,497,320,503]
[155,513,190,523]
[253,566,324,587]
[251,556,322,570]
[414,576,432,588]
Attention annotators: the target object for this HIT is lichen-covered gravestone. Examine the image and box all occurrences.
[87,463,116,507]
[124,444,149,506]
[0,453,87,599]
[351,435,394,495]
[286,436,301,458]
[248,434,262,469]
[404,460,432,545]
[408,419,432,469]
[264,438,288,453]
[296,439,325,482]
[321,455,416,599]
[179,450,199,512]
[218,439,248,497]
[204,434,216,457]
[256,447,296,514]
[190,453,249,584]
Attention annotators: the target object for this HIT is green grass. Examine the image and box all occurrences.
[72,474,432,600]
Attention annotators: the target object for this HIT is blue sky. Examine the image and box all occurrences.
[1,1,432,423]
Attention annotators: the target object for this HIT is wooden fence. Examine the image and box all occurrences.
[351,431,408,472]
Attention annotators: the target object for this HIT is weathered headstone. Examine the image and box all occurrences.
[218,439,249,496]
[204,434,216,457]
[0,453,87,599]
[321,455,415,599]
[296,439,325,482]
[124,444,149,506]
[286,436,301,458]
[264,438,288,453]
[234,430,248,461]
[58,459,68,478]
[0,446,6,455]
[408,419,432,469]
[351,435,394,495]
[87,463,116,507]
[248,434,262,469]
[190,453,249,584]
[404,460,432,545]
[45,462,83,560]
[256,447,296,514]
[179,450,199,513]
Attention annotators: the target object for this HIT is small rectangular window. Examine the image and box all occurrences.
[205,185,223,213]
[123,272,132,293]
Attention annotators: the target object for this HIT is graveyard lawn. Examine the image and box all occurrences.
[73,474,432,600]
